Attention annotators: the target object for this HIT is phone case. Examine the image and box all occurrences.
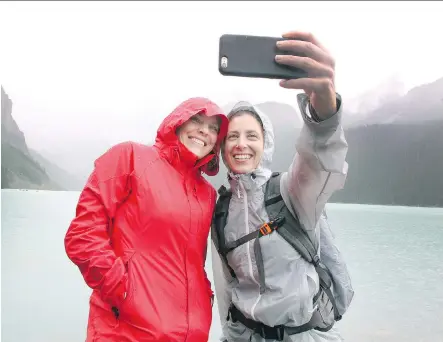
[218,34,308,80]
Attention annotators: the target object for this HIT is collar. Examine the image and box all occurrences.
[228,165,272,194]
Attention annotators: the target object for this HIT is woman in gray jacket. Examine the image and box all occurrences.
[211,31,354,342]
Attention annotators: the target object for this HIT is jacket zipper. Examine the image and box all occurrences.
[239,180,261,320]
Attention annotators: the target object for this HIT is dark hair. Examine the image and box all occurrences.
[227,106,265,133]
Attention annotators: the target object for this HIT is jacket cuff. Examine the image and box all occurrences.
[308,93,342,122]
[297,93,343,132]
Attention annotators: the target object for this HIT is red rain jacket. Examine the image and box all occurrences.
[64,98,228,342]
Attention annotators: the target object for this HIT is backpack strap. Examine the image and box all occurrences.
[264,172,342,322]
[224,216,284,252]
[264,172,319,264]
[211,185,236,279]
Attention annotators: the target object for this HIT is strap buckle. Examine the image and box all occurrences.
[276,326,285,340]
[256,325,285,341]
[258,217,285,237]
[259,222,272,236]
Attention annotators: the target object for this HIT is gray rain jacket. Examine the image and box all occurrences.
[211,94,354,342]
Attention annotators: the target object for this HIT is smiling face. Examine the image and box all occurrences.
[176,113,220,159]
[224,111,264,174]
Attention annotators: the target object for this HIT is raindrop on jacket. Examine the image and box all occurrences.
[64,97,228,342]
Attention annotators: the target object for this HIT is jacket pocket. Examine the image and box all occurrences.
[117,250,136,318]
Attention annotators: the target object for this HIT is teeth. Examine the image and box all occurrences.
[190,138,205,146]
[234,154,252,160]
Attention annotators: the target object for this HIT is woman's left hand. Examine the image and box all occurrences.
[275,31,337,120]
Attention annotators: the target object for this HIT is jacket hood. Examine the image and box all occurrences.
[222,101,275,190]
[155,97,228,176]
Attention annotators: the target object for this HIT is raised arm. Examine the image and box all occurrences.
[281,93,348,231]
[64,141,134,308]
[275,31,348,231]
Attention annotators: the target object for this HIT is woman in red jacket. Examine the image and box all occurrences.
[64,97,228,342]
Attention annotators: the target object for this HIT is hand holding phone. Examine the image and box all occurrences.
[218,31,337,119]
[276,31,337,118]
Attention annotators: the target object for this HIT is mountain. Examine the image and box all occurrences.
[207,78,443,207]
[331,77,443,207]
[35,140,114,187]
[1,87,28,153]
[345,76,443,128]
[1,87,58,190]
[330,120,443,207]
[366,76,443,125]
[1,87,78,191]
[344,73,406,126]
[29,148,85,191]
[1,143,60,190]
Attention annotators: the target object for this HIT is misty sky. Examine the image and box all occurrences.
[1,1,443,153]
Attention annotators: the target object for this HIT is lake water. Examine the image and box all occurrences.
[2,189,443,342]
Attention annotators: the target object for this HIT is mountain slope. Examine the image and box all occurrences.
[346,76,443,127]
[331,120,443,207]
[29,148,85,191]
[1,143,61,190]
[1,88,28,153]
[1,87,63,190]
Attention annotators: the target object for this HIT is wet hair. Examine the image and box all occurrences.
[227,105,265,134]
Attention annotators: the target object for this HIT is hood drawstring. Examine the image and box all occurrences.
[228,172,241,198]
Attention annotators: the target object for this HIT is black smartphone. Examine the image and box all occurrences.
[218,34,308,80]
